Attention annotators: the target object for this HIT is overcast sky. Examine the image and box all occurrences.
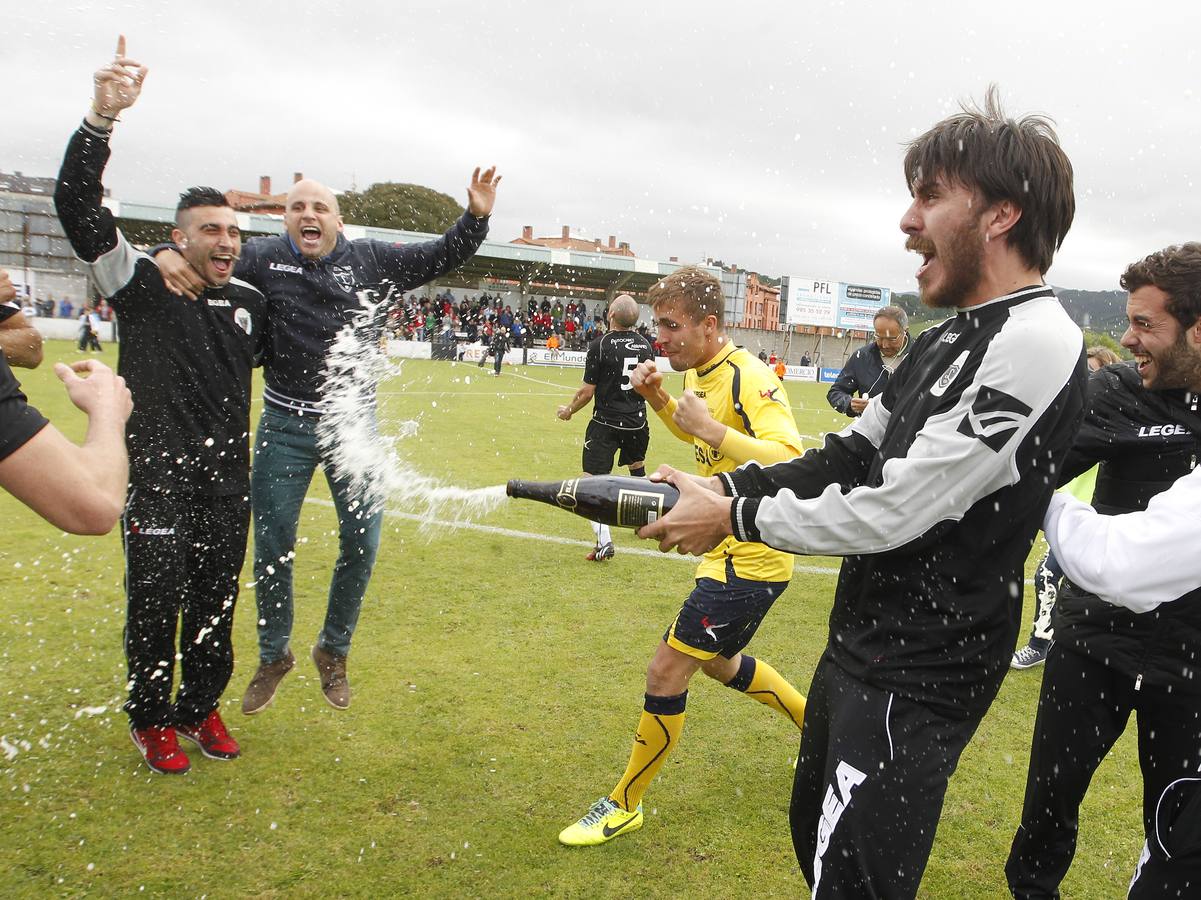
[5,1,1199,293]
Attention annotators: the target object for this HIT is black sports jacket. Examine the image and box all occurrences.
[55,122,266,495]
[1053,361,1201,693]
[235,215,488,416]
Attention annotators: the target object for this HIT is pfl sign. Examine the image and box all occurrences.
[810,281,833,294]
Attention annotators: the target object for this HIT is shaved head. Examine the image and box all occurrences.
[287,178,339,214]
[608,294,639,329]
[285,178,343,259]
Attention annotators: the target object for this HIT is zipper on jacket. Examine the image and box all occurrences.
[1135,673,1143,692]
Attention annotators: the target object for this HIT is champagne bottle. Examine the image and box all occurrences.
[506,475,679,528]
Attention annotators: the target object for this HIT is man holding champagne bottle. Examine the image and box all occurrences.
[557,265,809,846]
[634,91,1086,896]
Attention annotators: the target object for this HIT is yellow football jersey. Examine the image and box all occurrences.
[654,343,803,583]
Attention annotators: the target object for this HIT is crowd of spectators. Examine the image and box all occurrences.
[18,294,113,322]
[387,289,655,351]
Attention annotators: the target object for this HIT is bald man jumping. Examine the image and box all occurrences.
[556,295,655,560]
[158,167,501,713]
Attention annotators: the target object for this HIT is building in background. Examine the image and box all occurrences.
[0,170,92,311]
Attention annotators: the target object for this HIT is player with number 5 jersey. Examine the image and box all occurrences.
[556,295,655,560]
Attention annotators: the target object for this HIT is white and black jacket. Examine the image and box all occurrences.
[720,286,1086,717]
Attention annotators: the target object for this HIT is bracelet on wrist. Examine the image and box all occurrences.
[90,103,120,122]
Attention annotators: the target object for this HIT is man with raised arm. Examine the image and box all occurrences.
[638,91,1086,896]
[558,265,808,847]
[155,130,501,715]
[55,38,267,775]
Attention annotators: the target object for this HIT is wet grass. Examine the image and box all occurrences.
[0,343,1140,897]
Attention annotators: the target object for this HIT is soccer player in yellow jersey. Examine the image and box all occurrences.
[559,265,808,846]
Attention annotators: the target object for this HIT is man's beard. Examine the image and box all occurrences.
[1146,328,1201,391]
[921,218,986,309]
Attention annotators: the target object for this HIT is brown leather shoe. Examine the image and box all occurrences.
[242,650,295,715]
[311,644,350,709]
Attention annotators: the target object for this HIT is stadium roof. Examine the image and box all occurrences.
[104,197,705,300]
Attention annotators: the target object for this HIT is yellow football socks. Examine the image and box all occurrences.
[610,692,687,813]
[731,655,806,730]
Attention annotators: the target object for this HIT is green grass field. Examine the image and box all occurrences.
[0,341,1142,897]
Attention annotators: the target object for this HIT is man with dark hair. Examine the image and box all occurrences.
[558,266,807,846]
[156,124,501,718]
[555,294,654,561]
[826,305,911,416]
[1007,243,1201,898]
[55,38,266,775]
[638,90,1086,895]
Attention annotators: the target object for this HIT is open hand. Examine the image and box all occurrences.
[466,166,502,217]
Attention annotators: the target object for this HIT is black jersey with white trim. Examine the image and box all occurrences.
[584,329,654,429]
[722,286,1086,717]
[1052,362,1201,693]
[54,122,266,495]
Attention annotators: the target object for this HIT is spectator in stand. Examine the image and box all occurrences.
[759,348,768,363]
[564,315,577,349]
[799,352,811,368]
[59,297,74,319]
[826,305,911,417]
[552,298,565,327]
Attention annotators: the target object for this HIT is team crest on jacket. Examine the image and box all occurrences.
[957,385,1032,452]
[234,307,253,335]
[331,266,356,293]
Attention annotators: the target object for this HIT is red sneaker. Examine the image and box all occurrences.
[130,725,191,775]
[177,709,241,760]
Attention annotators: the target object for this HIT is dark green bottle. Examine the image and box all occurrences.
[506,475,679,528]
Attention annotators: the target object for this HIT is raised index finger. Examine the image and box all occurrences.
[115,34,126,58]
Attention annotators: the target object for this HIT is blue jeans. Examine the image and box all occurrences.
[251,407,383,662]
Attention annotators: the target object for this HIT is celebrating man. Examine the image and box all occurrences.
[558,266,807,846]
[55,38,266,774]
[157,143,501,715]
[1006,243,1201,898]
[638,90,1086,895]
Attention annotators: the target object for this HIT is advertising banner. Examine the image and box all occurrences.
[784,277,890,330]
